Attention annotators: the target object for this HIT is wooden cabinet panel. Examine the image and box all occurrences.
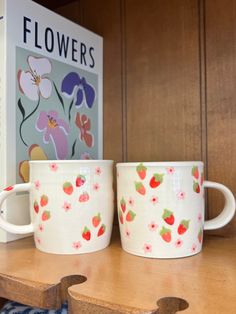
[205,0,236,235]
[125,0,201,162]
[56,0,123,162]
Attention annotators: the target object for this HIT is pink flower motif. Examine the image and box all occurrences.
[93,183,100,191]
[191,243,197,253]
[95,167,102,175]
[177,191,186,200]
[34,180,40,190]
[49,163,58,172]
[198,212,203,222]
[128,197,134,206]
[167,167,175,174]
[125,229,130,238]
[148,221,158,232]
[62,201,71,212]
[143,243,152,254]
[150,195,158,204]
[73,241,82,249]
[38,224,44,232]
[175,239,183,248]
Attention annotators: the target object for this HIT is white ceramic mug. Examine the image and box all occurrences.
[0,160,114,254]
[116,161,235,258]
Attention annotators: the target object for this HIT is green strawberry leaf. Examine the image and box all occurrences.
[154,173,164,183]
[180,219,190,229]
[136,163,147,172]
[162,209,173,219]
[121,197,126,205]
[135,182,144,190]
[160,226,171,235]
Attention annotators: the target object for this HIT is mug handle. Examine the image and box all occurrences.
[203,181,236,230]
[0,183,34,234]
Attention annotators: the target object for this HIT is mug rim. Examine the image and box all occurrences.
[116,161,204,167]
[30,160,114,164]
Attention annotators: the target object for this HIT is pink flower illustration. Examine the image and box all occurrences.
[73,241,82,250]
[49,163,58,172]
[191,243,197,253]
[38,224,44,232]
[143,243,152,254]
[177,191,186,200]
[148,221,158,232]
[36,110,69,160]
[175,239,183,248]
[62,201,71,212]
[18,56,52,102]
[166,167,175,174]
[93,183,100,191]
[95,167,102,175]
[125,229,131,238]
[150,195,158,204]
[75,113,94,148]
[128,197,134,206]
[198,212,203,222]
[34,180,40,190]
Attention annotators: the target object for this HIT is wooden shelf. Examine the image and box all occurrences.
[0,229,235,313]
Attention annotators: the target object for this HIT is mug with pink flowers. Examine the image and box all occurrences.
[116,161,236,258]
[0,160,114,254]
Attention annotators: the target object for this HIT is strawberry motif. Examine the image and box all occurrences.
[40,195,48,207]
[135,182,146,195]
[82,226,91,241]
[162,209,175,225]
[79,192,90,202]
[76,175,86,187]
[126,210,136,222]
[33,201,39,214]
[198,228,203,243]
[120,197,126,213]
[192,166,199,180]
[149,173,164,188]
[177,220,190,235]
[118,209,124,224]
[92,213,101,227]
[41,210,50,221]
[160,226,172,243]
[4,186,14,191]
[136,163,147,180]
[63,182,73,195]
[97,224,106,237]
[193,181,200,193]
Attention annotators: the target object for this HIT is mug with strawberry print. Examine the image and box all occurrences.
[117,161,235,258]
[0,160,114,254]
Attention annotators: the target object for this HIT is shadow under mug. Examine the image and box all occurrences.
[116,161,236,258]
[0,160,114,254]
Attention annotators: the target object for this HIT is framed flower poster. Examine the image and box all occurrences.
[0,0,103,242]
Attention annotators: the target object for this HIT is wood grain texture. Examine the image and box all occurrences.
[77,0,124,163]
[205,0,236,235]
[125,0,201,162]
[0,232,236,313]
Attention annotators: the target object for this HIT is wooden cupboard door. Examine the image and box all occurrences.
[125,0,201,162]
[205,0,236,235]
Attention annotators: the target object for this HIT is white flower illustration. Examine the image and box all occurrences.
[18,56,52,101]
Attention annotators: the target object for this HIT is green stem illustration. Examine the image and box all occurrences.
[19,98,40,147]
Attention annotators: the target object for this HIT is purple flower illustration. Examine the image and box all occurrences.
[61,72,96,109]
[36,111,69,159]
